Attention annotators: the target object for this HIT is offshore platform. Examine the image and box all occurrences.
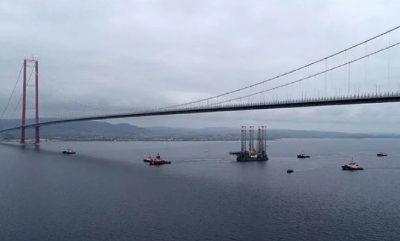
[230,126,268,162]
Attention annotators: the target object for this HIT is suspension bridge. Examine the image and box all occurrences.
[1,26,400,145]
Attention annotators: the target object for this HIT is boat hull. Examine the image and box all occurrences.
[297,155,310,159]
[237,157,268,162]
[149,160,171,165]
[232,150,268,162]
[341,166,363,171]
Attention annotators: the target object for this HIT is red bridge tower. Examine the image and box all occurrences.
[20,58,40,146]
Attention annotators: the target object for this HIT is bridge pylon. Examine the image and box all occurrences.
[20,58,40,146]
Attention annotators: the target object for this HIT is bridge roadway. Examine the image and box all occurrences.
[1,93,400,133]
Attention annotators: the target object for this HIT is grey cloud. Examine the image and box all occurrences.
[1,0,400,132]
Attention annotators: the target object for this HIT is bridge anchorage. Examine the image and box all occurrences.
[20,58,40,146]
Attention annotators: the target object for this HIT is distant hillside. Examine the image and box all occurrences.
[1,119,400,141]
[0,119,147,141]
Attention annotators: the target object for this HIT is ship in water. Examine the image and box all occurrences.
[297,152,310,159]
[341,159,363,171]
[377,152,388,157]
[144,153,171,166]
[230,126,268,162]
[342,162,363,171]
[62,148,76,155]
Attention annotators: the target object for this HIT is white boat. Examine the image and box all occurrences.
[341,162,363,171]
[62,149,76,154]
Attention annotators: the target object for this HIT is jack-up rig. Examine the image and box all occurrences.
[230,126,268,162]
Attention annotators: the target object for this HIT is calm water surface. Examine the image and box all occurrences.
[1,139,400,241]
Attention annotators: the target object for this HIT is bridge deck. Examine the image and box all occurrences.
[1,93,400,133]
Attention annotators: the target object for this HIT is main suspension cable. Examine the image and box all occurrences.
[163,25,400,109]
[209,41,400,106]
[0,63,23,119]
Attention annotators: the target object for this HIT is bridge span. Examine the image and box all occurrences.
[1,92,400,134]
[2,26,400,145]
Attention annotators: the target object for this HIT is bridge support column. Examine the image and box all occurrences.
[34,60,40,146]
[20,59,27,145]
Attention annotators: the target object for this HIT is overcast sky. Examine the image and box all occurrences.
[1,0,400,132]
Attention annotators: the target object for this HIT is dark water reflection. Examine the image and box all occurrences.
[0,139,399,241]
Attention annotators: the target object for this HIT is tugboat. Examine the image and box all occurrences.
[62,148,76,155]
[148,153,171,166]
[377,152,388,157]
[297,152,310,159]
[341,162,363,171]
[287,169,294,174]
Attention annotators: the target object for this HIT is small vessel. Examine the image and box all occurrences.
[62,148,76,154]
[341,162,363,171]
[297,152,310,159]
[148,153,171,166]
[287,169,294,174]
[377,152,388,157]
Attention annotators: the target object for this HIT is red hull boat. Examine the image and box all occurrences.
[145,153,171,166]
[342,162,363,171]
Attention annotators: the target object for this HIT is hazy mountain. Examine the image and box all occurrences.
[1,119,399,141]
